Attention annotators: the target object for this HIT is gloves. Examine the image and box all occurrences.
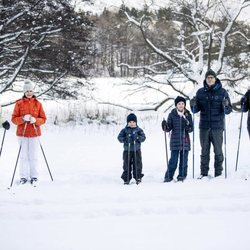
[161,120,168,131]
[190,97,196,112]
[23,114,31,122]
[2,120,10,130]
[127,132,137,143]
[241,96,247,105]
[23,114,36,124]
[30,117,36,124]
[222,98,229,107]
[190,97,196,106]
[131,132,137,141]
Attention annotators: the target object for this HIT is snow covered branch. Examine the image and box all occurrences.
[121,0,250,110]
[119,61,170,75]
[0,47,30,94]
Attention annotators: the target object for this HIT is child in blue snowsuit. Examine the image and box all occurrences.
[161,96,193,182]
[118,113,146,184]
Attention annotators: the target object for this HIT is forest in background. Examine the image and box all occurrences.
[1,0,249,109]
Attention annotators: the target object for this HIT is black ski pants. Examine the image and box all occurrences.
[121,149,143,182]
[199,128,224,176]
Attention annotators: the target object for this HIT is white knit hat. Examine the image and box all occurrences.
[23,80,34,93]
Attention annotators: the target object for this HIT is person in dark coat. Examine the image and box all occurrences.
[190,69,232,178]
[117,113,146,184]
[241,89,250,138]
[161,96,193,182]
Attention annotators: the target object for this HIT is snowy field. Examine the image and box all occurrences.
[0,111,250,250]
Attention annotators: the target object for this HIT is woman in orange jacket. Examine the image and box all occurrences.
[11,80,47,185]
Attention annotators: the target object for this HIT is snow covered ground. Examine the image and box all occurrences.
[0,111,250,250]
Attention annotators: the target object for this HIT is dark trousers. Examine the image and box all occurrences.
[248,126,250,139]
[164,150,189,181]
[121,149,143,182]
[199,129,223,176]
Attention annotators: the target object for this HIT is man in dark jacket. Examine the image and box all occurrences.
[241,90,250,138]
[190,69,232,178]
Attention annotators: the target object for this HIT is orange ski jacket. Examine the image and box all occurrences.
[11,97,47,137]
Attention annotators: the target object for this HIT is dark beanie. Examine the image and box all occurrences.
[175,96,186,106]
[127,113,137,123]
[205,69,216,78]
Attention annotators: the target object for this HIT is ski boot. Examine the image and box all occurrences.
[20,178,27,184]
[136,178,141,185]
[31,178,38,186]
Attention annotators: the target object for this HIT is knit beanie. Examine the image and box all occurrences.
[23,80,34,93]
[127,113,137,123]
[205,69,216,79]
[174,96,186,106]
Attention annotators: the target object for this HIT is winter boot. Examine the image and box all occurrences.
[177,176,185,182]
[20,178,27,184]
[197,174,208,179]
[215,171,222,177]
[136,178,141,185]
[31,178,38,185]
[164,177,173,182]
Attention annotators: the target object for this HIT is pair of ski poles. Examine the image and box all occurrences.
[235,107,244,172]
[163,117,187,181]
[127,138,139,184]
[8,123,53,188]
[223,101,244,177]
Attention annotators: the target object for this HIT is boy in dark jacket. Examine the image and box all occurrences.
[161,96,193,182]
[118,113,146,185]
[241,89,250,138]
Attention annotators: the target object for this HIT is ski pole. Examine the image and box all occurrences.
[9,122,28,188]
[182,125,185,181]
[190,103,195,179]
[127,142,131,183]
[235,107,244,171]
[190,98,196,179]
[33,124,53,181]
[224,111,227,179]
[182,114,191,180]
[163,118,169,174]
[133,140,139,184]
[0,129,7,159]
[192,112,195,179]
[179,116,184,181]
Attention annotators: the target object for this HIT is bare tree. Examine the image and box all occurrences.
[0,0,93,105]
[120,0,250,110]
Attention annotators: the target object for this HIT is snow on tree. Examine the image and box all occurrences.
[0,0,94,105]
[120,0,250,110]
